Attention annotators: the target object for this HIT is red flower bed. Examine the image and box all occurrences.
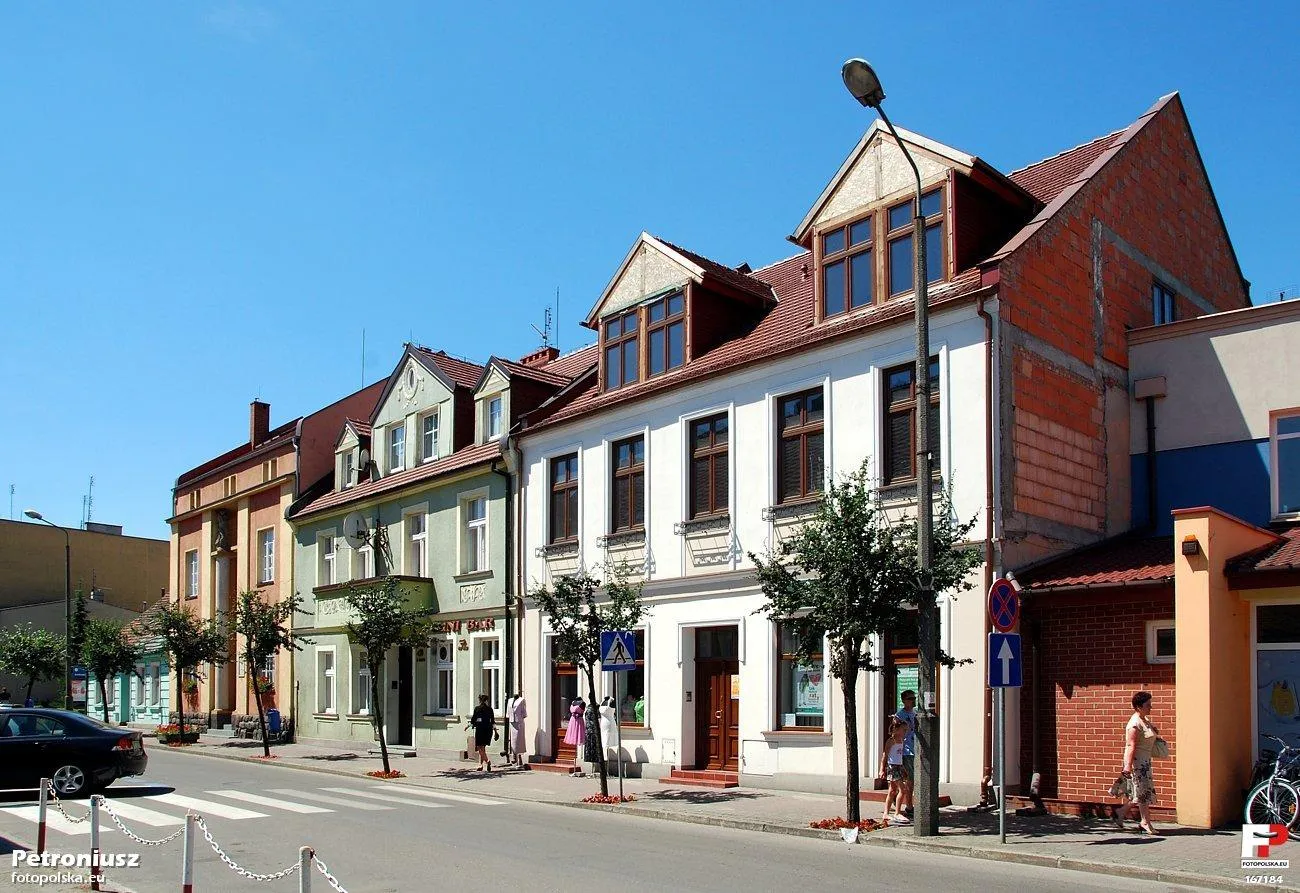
[366,770,406,779]
[809,817,889,831]
[581,794,637,804]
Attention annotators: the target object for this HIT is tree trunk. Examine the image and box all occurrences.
[842,643,861,823]
[99,677,109,724]
[25,676,35,703]
[582,665,608,796]
[249,648,270,758]
[176,667,186,738]
[371,666,389,774]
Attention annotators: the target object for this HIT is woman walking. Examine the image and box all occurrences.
[1113,690,1162,834]
[469,694,496,771]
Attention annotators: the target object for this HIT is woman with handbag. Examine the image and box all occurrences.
[1112,690,1166,834]
[468,694,497,772]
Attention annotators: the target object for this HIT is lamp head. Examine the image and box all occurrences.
[23,509,44,521]
[841,58,885,108]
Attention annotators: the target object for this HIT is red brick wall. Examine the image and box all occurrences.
[1018,588,1176,806]
[1000,96,1250,539]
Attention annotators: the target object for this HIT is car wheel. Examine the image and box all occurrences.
[51,764,90,798]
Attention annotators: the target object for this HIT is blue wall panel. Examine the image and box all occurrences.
[1131,439,1271,534]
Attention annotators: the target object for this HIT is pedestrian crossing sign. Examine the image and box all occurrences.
[601,630,636,670]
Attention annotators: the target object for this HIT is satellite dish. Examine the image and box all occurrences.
[343,512,371,550]
[359,448,371,468]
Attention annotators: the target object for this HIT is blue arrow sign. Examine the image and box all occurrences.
[600,630,636,671]
[988,633,1022,688]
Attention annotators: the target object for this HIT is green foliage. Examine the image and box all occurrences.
[233,589,310,755]
[344,577,430,773]
[69,583,89,666]
[147,603,229,736]
[0,624,65,702]
[530,564,647,795]
[82,619,141,722]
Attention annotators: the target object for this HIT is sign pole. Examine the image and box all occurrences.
[615,671,624,801]
[998,686,1006,844]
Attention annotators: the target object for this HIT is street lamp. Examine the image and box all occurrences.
[841,58,940,837]
[25,509,72,710]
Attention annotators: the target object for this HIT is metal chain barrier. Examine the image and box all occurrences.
[313,853,350,893]
[98,799,187,847]
[194,816,302,883]
[44,779,92,824]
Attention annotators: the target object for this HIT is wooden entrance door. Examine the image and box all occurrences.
[551,641,579,762]
[695,659,739,770]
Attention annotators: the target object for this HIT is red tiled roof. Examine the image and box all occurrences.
[539,344,599,379]
[656,237,776,303]
[291,441,502,520]
[493,357,574,387]
[414,347,484,389]
[176,420,298,489]
[123,596,170,646]
[346,418,372,437]
[1008,130,1126,204]
[525,257,985,432]
[1015,536,1174,591]
[1228,527,1300,576]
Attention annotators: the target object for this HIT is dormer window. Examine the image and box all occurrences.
[388,423,405,474]
[888,190,943,297]
[822,218,873,317]
[342,451,356,489]
[604,309,639,391]
[421,411,439,462]
[488,397,503,439]
[646,292,685,378]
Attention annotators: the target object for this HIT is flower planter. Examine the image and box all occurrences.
[158,731,201,745]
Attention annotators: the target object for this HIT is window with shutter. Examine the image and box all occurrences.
[776,389,825,503]
[611,436,645,532]
[882,358,941,485]
[689,413,729,518]
[549,454,579,543]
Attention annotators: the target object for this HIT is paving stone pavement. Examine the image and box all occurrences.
[155,736,1298,893]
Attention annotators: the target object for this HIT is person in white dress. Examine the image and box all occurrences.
[598,697,617,759]
[507,693,528,766]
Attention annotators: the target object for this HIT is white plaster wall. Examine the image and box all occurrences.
[520,305,991,786]
[1129,307,1300,453]
[816,140,949,226]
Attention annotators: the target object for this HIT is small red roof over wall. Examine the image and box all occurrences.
[1015,535,1175,591]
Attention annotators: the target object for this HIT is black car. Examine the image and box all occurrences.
[0,708,148,797]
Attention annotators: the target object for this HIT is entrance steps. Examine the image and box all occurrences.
[527,757,581,775]
[859,788,951,806]
[1003,794,1175,822]
[661,768,738,789]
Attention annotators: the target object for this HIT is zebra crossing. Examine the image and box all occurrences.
[0,783,504,838]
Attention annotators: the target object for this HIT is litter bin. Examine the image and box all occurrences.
[266,708,282,735]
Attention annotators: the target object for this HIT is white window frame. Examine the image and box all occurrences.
[316,647,337,714]
[186,550,199,598]
[487,396,503,440]
[135,665,145,707]
[342,450,356,489]
[599,625,649,728]
[421,410,440,463]
[318,533,337,586]
[352,649,372,716]
[351,540,374,581]
[257,527,275,585]
[1272,409,1300,520]
[543,444,584,546]
[150,664,161,707]
[405,508,428,577]
[389,423,406,474]
[429,638,456,716]
[473,634,502,712]
[461,494,488,573]
[1145,620,1175,665]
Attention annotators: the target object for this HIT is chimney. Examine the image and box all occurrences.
[520,346,560,368]
[250,401,270,445]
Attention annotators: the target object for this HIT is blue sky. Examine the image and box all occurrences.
[1,1,1296,540]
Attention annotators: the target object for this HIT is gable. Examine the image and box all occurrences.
[585,234,700,327]
[374,356,454,429]
[475,366,510,399]
[336,426,359,452]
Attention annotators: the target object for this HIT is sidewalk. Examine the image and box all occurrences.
[161,736,1292,893]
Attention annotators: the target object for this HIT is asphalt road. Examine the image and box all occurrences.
[0,749,1204,893]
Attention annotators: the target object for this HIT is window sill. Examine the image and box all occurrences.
[422,714,460,723]
[313,712,340,721]
[598,529,646,549]
[761,729,831,742]
[537,540,580,559]
[674,514,731,536]
[454,570,494,583]
[345,713,373,721]
[762,500,820,522]
[614,725,652,739]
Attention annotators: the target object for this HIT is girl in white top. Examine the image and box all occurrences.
[877,719,911,824]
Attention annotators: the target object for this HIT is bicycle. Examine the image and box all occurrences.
[1245,733,1300,828]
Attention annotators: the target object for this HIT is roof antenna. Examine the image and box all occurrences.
[555,287,560,352]
[361,328,366,389]
[531,306,553,348]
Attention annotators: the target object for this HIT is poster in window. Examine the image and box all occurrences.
[1258,649,1300,753]
[795,664,822,713]
[895,665,919,711]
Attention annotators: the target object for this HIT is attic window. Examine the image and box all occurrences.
[646,292,684,378]
[888,190,944,296]
[604,309,640,391]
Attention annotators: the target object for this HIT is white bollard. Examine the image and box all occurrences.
[299,847,312,893]
[37,778,48,855]
[90,795,101,891]
[181,813,195,893]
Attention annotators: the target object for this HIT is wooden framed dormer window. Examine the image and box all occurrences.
[887,190,944,297]
[821,217,874,318]
[604,309,640,391]
[646,292,685,378]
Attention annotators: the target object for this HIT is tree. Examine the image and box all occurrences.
[82,619,141,723]
[233,590,309,757]
[69,583,89,672]
[344,578,430,775]
[750,461,979,823]
[0,625,64,703]
[147,603,228,738]
[530,565,646,797]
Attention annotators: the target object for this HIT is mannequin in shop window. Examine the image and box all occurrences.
[507,692,528,767]
[598,697,616,758]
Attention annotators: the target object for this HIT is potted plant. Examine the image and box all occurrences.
[155,723,200,745]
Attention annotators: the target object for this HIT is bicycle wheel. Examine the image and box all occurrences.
[1246,779,1300,828]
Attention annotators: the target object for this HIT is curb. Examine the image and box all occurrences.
[161,746,1299,893]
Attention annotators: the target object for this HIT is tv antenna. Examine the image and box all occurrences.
[82,475,94,527]
[531,306,553,348]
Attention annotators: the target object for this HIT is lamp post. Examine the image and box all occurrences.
[841,58,939,837]
[24,509,72,710]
